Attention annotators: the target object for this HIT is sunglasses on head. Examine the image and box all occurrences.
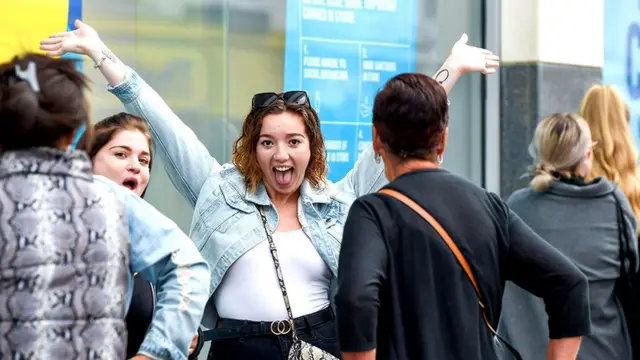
[251,91,309,110]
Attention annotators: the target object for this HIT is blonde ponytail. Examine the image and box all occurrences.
[530,163,558,192]
[528,113,592,192]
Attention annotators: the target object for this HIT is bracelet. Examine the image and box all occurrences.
[93,54,107,69]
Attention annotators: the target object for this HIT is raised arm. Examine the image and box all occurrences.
[335,33,499,197]
[94,175,211,360]
[434,33,499,93]
[41,20,222,207]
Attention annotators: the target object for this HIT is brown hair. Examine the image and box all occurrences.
[232,100,327,192]
[0,53,92,152]
[77,112,153,197]
[373,73,449,160]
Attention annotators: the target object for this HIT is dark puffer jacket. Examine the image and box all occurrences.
[0,148,130,360]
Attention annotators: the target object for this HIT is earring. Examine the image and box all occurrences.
[374,153,381,164]
[436,153,443,165]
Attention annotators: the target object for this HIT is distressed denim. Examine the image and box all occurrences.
[94,175,211,360]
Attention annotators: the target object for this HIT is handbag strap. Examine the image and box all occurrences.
[613,189,636,284]
[257,206,300,342]
[379,188,522,360]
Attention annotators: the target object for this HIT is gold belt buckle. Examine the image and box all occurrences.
[270,319,293,335]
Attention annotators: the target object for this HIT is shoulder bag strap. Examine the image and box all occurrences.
[257,206,300,342]
[379,188,522,360]
[612,189,635,278]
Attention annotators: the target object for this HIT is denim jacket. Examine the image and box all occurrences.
[93,175,211,359]
[108,68,388,326]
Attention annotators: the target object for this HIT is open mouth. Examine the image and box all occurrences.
[122,177,139,191]
[273,166,294,186]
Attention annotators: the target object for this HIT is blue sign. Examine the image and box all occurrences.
[65,0,84,150]
[604,0,640,149]
[60,0,83,73]
[284,0,417,181]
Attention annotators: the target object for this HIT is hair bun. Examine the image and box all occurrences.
[0,53,89,152]
[0,81,39,139]
[530,162,559,192]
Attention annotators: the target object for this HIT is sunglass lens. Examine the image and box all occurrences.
[283,91,308,105]
[253,93,279,108]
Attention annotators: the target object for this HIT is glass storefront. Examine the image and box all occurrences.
[84,0,485,232]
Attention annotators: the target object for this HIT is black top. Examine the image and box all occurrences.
[125,275,204,359]
[335,169,591,360]
[126,275,155,359]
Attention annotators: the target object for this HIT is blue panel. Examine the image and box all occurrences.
[603,1,640,150]
[284,0,417,182]
[67,0,84,150]
[67,0,82,31]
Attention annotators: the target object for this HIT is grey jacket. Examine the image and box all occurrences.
[0,149,130,359]
[497,177,638,360]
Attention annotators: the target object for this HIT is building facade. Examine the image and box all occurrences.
[3,0,634,233]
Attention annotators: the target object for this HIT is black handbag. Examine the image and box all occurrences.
[613,191,640,359]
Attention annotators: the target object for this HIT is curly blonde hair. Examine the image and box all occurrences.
[580,85,640,233]
[232,100,327,193]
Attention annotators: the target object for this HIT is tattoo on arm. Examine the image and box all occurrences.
[434,69,450,84]
[101,47,120,64]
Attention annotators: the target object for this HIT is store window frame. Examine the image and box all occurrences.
[483,0,501,195]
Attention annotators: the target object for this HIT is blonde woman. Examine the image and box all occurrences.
[497,113,638,360]
[580,85,640,236]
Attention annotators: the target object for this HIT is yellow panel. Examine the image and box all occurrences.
[88,18,285,49]
[0,0,68,63]
[229,46,284,119]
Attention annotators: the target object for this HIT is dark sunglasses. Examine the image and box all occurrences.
[251,91,309,110]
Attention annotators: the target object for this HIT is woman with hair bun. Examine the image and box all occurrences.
[0,54,211,360]
[0,53,130,359]
[498,113,638,360]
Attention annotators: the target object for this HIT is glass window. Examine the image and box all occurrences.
[84,0,484,233]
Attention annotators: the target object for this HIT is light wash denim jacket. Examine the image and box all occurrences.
[107,68,388,327]
[93,175,211,359]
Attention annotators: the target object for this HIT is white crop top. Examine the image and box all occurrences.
[214,229,331,321]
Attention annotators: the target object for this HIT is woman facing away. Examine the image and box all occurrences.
[336,75,591,360]
[0,53,130,359]
[40,19,499,359]
[0,54,211,360]
[76,113,202,359]
[497,113,638,360]
[579,85,640,236]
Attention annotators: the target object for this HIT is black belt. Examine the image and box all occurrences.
[202,307,333,342]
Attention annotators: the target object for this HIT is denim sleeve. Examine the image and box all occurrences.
[92,175,211,359]
[334,146,388,197]
[107,68,223,207]
[136,246,211,360]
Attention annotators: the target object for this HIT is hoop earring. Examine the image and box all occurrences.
[436,153,443,164]
[374,153,381,164]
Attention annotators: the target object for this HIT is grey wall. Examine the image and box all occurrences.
[499,63,602,197]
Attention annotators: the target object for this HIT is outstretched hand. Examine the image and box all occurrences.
[448,33,500,75]
[39,19,101,57]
